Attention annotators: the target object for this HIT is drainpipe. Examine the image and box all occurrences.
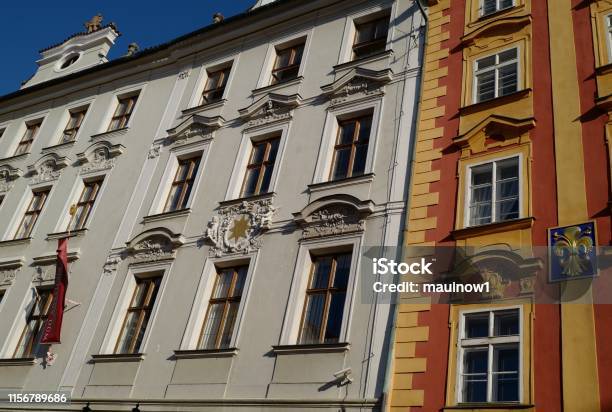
[380,0,429,411]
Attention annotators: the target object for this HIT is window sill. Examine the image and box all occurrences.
[460,89,532,116]
[444,404,534,411]
[173,348,238,359]
[91,353,145,363]
[46,229,88,241]
[142,208,191,224]
[271,342,350,355]
[308,173,375,193]
[41,140,76,154]
[219,192,276,208]
[333,49,394,73]
[0,237,32,247]
[182,99,227,117]
[0,152,30,164]
[90,127,129,141]
[452,217,534,240]
[251,76,304,96]
[0,357,36,366]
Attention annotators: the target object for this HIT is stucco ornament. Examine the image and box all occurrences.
[479,268,510,300]
[0,268,19,286]
[30,160,62,185]
[0,170,14,193]
[131,236,176,263]
[205,199,276,257]
[302,205,365,239]
[103,255,122,276]
[81,147,115,174]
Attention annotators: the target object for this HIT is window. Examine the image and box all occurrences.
[607,14,612,60]
[67,179,103,231]
[330,114,372,181]
[60,107,88,143]
[108,95,138,131]
[298,253,351,344]
[241,136,280,197]
[271,43,304,85]
[202,66,231,104]
[14,189,50,239]
[198,265,248,350]
[458,308,521,403]
[114,276,162,354]
[163,156,201,212]
[13,288,53,358]
[60,54,79,69]
[0,290,5,305]
[14,121,42,156]
[482,0,514,16]
[352,15,389,60]
[0,128,5,139]
[474,48,518,103]
[468,157,519,226]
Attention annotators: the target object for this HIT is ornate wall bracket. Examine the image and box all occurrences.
[204,198,276,257]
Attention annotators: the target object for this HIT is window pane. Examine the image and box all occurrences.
[358,117,372,142]
[497,198,519,221]
[251,143,267,164]
[274,49,291,69]
[476,70,496,102]
[259,165,273,194]
[299,293,325,344]
[324,292,346,343]
[483,0,498,15]
[200,303,224,349]
[352,145,368,176]
[116,311,139,354]
[498,62,518,96]
[213,270,234,299]
[493,345,520,402]
[463,348,488,402]
[494,310,520,336]
[311,257,332,289]
[332,148,351,180]
[219,301,239,348]
[267,138,280,163]
[356,22,375,43]
[472,164,493,186]
[232,267,248,297]
[333,254,351,289]
[499,48,518,62]
[242,168,260,197]
[465,313,489,338]
[164,185,183,212]
[498,157,519,180]
[338,122,356,145]
[477,55,496,70]
[500,0,514,9]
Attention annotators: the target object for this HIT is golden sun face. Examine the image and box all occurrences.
[229,215,250,242]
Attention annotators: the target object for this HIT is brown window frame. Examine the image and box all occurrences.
[14,121,42,156]
[329,114,372,181]
[198,265,248,350]
[271,43,305,85]
[298,253,351,345]
[108,95,138,131]
[240,136,280,198]
[60,107,88,143]
[114,276,162,354]
[13,288,53,358]
[67,179,103,231]
[352,15,390,60]
[201,66,231,104]
[14,189,50,239]
[163,156,201,213]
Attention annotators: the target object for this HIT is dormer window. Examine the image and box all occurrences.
[352,15,390,60]
[482,0,514,17]
[59,53,80,70]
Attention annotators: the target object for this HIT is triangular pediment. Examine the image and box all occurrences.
[453,115,535,153]
[321,68,393,98]
[166,114,224,143]
[238,93,301,125]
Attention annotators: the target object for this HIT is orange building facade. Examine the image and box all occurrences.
[387,0,612,411]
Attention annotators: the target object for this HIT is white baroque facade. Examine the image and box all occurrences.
[0,0,424,410]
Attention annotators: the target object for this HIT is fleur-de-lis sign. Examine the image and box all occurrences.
[552,225,595,277]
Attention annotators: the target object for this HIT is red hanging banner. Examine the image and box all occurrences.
[40,237,69,344]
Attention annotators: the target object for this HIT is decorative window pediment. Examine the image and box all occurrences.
[0,165,23,193]
[32,252,79,284]
[204,198,276,257]
[26,153,70,184]
[76,141,124,175]
[321,67,392,108]
[293,194,374,239]
[462,15,532,47]
[125,228,185,264]
[166,114,223,147]
[0,257,24,286]
[238,93,301,128]
[452,114,535,155]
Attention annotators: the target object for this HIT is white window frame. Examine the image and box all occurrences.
[9,113,49,157]
[2,182,55,241]
[99,262,171,355]
[278,234,362,345]
[255,29,313,89]
[179,252,259,350]
[52,101,93,146]
[225,121,291,201]
[456,306,523,404]
[313,99,383,184]
[337,4,395,65]
[54,170,109,233]
[472,46,520,104]
[98,84,146,134]
[149,140,211,215]
[464,154,522,228]
[480,0,515,17]
[188,55,239,108]
[0,287,44,358]
[606,13,612,63]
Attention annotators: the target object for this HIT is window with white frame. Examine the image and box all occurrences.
[352,14,390,60]
[467,156,519,226]
[241,135,280,198]
[14,189,50,239]
[474,48,518,103]
[108,94,139,131]
[271,42,305,85]
[66,178,103,231]
[13,288,53,358]
[201,65,232,105]
[14,120,43,156]
[330,114,372,181]
[458,308,521,403]
[60,106,88,144]
[163,155,201,213]
[481,0,514,17]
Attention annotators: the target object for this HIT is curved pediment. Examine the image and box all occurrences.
[462,15,532,46]
[76,141,124,174]
[125,227,185,263]
[26,153,70,184]
[293,195,374,239]
[0,164,23,193]
[238,93,301,127]
[452,114,535,154]
[166,114,224,144]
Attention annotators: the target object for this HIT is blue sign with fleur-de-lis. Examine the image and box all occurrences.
[548,222,597,282]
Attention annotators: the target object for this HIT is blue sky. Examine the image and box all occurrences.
[0,1,255,95]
